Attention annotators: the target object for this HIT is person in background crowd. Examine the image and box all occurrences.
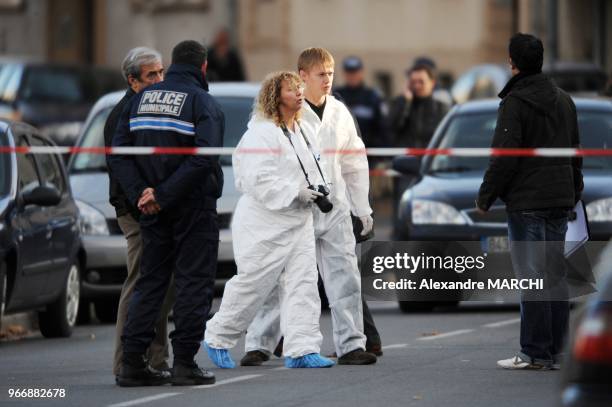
[335,56,388,150]
[104,47,172,384]
[388,62,449,148]
[477,33,583,370]
[110,40,224,386]
[206,28,246,82]
[412,56,454,106]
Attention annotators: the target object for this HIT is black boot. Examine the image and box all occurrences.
[117,353,171,387]
[172,360,215,386]
[240,351,270,366]
[338,349,377,365]
[366,342,383,357]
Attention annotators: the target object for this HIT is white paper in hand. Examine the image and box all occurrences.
[565,201,589,258]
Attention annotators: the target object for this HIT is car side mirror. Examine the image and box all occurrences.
[392,156,421,176]
[21,185,62,207]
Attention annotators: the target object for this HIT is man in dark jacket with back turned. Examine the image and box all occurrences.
[109,40,224,386]
[477,33,583,370]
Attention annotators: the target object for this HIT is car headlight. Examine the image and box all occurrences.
[411,199,467,225]
[76,200,109,236]
[586,198,612,222]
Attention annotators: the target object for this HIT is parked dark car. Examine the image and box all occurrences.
[392,98,612,311]
[451,63,609,104]
[0,119,83,337]
[0,59,124,146]
[560,243,612,407]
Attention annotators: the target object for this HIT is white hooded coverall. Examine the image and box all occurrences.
[245,95,372,357]
[205,115,324,358]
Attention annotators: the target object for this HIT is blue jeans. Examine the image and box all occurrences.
[507,209,569,366]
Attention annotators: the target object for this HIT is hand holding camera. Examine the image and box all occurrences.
[308,184,333,213]
[298,187,323,204]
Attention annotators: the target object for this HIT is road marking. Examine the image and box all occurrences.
[483,318,521,328]
[109,374,264,406]
[108,392,181,407]
[417,329,474,341]
[192,374,264,389]
[384,343,409,349]
[271,366,289,371]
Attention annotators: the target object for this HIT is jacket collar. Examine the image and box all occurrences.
[165,63,209,91]
[498,71,538,99]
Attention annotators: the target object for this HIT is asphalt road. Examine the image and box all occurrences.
[0,301,565,407]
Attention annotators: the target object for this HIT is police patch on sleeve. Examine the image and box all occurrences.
[137,90,188,116]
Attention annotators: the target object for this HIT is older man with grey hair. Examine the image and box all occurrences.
[104,46,169,383]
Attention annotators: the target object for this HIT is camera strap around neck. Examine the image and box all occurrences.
[281,122,329,186]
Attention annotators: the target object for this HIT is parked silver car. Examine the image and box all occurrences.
[68,83,259,322]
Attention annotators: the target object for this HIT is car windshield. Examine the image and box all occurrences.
[217,96,253,166]
[428,110,612,173]
[70,106,111,173]
[20,66,87,104]
[70,95,253,173]
[0,63,24,103]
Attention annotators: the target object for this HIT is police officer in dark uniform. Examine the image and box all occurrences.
[335,56,388,150]
[109,40,224,387]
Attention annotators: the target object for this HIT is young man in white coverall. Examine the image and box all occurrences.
[242,48,377,366]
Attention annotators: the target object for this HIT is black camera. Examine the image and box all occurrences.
[308,185,333,213]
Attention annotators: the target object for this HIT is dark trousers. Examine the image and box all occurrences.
[113,214,175,375]
[362,298,381,347]
[507,209,569,365]
[122,208,218,363]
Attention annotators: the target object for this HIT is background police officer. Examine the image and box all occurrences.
[109,40,224,387]
[335,56,388,150]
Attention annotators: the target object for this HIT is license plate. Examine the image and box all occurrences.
[482,236,509,253]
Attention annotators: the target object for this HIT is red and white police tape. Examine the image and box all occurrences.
[2,145,612,157]
[1,146,609,177]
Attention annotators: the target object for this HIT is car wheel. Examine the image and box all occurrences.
[94,298,119,324]
[39,262,81,338]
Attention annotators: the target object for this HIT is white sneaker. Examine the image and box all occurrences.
[497,355,551,370]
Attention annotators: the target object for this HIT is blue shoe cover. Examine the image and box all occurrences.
[285,353,335,368]
[205,342,236,368]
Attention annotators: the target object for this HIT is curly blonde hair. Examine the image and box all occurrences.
[254,71,303,127]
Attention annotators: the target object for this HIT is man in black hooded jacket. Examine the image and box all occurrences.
[477,33,583,370]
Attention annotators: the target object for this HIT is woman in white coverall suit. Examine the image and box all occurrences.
[204,71,335,369]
